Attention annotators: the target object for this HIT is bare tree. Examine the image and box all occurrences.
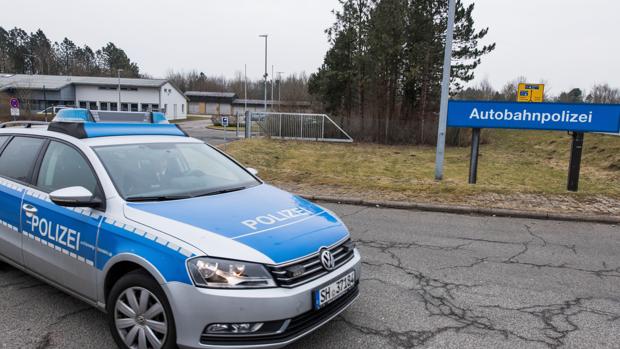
[586,84,620,104]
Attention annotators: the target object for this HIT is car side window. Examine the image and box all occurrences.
[36,141,99,195]
[0,137,45,183]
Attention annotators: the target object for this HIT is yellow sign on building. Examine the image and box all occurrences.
[517,83,545,103]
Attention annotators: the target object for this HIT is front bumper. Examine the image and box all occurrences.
[165,249,361,349]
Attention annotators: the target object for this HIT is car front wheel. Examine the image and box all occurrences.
[107,271,177,349]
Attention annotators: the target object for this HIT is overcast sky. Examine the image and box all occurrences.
[1,0,618,94]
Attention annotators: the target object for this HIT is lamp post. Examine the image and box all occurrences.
[259,34,268,112]
[277,71,284,112]
[271,65,275,112]
[244,64,248,113]
[117,69,124,111]
[434,0,457,180]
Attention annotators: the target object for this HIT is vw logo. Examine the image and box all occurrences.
[320,249,336,270]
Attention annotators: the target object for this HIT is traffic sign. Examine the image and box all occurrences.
[9,98,19,109]
[517,83,545,103]
[221,116,229,127]
[448,99,620,192]
[447,100,620,133]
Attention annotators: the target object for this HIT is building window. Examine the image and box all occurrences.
[121,103,129,111]
[130,103,139,112]
[182,104,185,113]
[152,104,159,111]
[164,104,168,113]
[89,102,98,110]
[110,102,118,111]
[79,101,87,109]
[100,102,109,111]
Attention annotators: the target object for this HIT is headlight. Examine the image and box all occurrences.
[187,257,276,288]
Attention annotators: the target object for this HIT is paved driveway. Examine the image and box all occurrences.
[0,204,618,348]
[177,119,241,145]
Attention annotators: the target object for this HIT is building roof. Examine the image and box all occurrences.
[0,73,168,91]
[233,99,311,107]
[185,91,238,98]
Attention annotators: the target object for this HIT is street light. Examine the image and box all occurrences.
[117,69,124,111]
[259,34,268,112]
[277,71,284,111]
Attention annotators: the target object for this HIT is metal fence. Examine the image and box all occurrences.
[250,112,353,142]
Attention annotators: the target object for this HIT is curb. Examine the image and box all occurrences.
[298,194,620,225]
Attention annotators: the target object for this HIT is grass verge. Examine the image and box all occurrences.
[224,130,620,215]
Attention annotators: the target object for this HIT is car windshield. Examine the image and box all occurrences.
[93,142,260,201]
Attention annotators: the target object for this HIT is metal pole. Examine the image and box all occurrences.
[43,85,48,122]
[244,64,248,113]
[567,132,584,192]
[117,69,123,111]
[224,123,227,151]
[468,128,481,184]
[271,65,275,112]
[245,111,251,139]
[259,34,268,112]
[434,0,457,180]
[236,112,240,138]
[277,71,284,112]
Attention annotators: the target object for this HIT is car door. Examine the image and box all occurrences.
[21,139,104,300]
[0,136,47,265]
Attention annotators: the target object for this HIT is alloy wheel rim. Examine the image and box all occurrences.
[114,287,168,349]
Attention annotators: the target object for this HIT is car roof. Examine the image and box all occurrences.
[0,125,201,147]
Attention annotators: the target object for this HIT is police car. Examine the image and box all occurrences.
[0,108,361,349]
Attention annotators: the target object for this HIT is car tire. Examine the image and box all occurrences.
[107,270,177,349]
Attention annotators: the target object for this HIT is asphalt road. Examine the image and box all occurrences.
[178,119,241,145]
[0,204,619,348]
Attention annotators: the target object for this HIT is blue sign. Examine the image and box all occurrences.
[221,116,229,127]
[448,100,620,133]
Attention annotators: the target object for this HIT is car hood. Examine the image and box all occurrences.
[123,184,349,264]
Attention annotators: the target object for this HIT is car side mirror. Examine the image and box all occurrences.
[247,167,259,176]
[50,186,102,208]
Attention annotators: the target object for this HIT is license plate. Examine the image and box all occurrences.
[314,271,356,309]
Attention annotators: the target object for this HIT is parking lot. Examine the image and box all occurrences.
[0,203,618,348]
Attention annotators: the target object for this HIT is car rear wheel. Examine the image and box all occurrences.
[107,271,177,349]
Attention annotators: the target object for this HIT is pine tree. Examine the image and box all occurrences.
[309,0,495,144]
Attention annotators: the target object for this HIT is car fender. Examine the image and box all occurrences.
[97,252,168,307]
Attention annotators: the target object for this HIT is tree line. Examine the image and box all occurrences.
[458,77,620,104]
[0,26,141,77]
[308,0,495,144]
[165,70,312,102]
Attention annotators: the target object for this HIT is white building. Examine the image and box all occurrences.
[0,74,188,120]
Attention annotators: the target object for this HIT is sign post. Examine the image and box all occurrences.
[448,100,620,192]
[567,132,584,192]
[434,0,457,181]
[468,128,481,184]
[221,116,229,151]
[9,98,20,120]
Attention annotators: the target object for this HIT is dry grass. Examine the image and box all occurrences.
[224,130,620,214]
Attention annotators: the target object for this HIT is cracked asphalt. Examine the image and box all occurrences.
[0,204,619,348]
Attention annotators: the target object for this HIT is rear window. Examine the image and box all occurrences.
[0,136,8,149]
[0,137,45,183]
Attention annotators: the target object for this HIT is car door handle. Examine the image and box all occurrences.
[22,204,38,215]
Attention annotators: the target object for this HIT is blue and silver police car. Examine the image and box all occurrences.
[0,109,361,349]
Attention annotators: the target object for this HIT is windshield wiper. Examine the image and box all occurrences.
[125,195,193,202]
[194,186,247,197]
